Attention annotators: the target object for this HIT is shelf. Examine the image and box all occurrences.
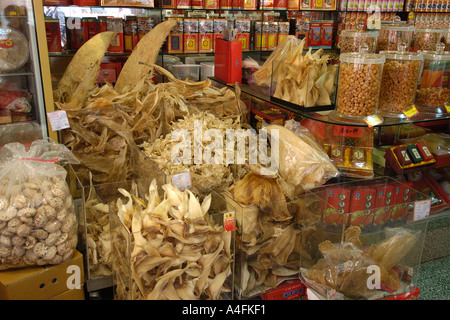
[0,71,34,77]
[211,77,450,128]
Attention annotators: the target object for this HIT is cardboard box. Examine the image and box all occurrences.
[0,250,84,300]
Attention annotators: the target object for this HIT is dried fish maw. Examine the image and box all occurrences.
[115,20,177,93]
[147,268,186,300]
[54,31,116,105]
[258,225,296,265]
[373,229,417,269]
[207,266,230,300]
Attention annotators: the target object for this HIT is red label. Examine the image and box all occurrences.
[0,39,14,48]
[263,280,305,300]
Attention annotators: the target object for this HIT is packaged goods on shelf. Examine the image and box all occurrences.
[377,50,423,118]
[111,179,235,300]
[45,19,62,53]
[199,18,214,53]
[101,0,154,6]
[137,17,154,41]
[300,178,429,300]
[124,16,139,52]
[385,143,437,174]
[184,19,199,53]
[162,0,176,8]
[0,140,79,271]
[168,17,184,54]
[106,17,124,53]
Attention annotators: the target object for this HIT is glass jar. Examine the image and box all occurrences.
[376,23,414,53]
[415,50,450,113]
[378,50,423,117]
[412,28,444,52]
[339,30,379,53]
[335,53,385,119]
[442,29,450,52]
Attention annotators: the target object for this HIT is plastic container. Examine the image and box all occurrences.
[0,27,29,73]
[200,62,215,81]
[378,50,423,117]
[339,30,379,53]
[334,52,385,119]
[415,49,450,113]
[170,64,201,81]
[412,28,444,52]
[442,29,450,52]
[376,23,415,53]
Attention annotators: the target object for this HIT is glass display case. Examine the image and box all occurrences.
[0,0,55,148]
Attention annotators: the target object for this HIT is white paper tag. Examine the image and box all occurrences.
[413,200,431,221]
[47,110,70,131]
[171,172,191,191]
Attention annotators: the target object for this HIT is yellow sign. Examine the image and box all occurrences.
[402,104,419,119]
[363,114,383,127]
[445,104,450,113]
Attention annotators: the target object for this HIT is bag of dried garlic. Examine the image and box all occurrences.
[0,139,80,270]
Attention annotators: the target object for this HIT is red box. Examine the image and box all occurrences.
[204,0,219,8]
[309,21,322,46]
[73,0,98,5]
[236,33,250,51]
[232,0,243,8]
[68,18,89,50]
[287,0,299,9]
[416,141,435,162]
[220,0,232,8]
[273,0,287,9]
[191,0,204,8]
[391,182,413,224]
[97,68,117,86]
[321,21,333,47]
[262,280,305,300]
[45,20,62,53]
[199,33,213,53]
[184,34,199,53]
[106,17,124,53]
[323,187,351,229]
[348,187,376,231]
[176,0,191,8]
[214,39,242,84]
[373,184,395,228]
[243,0,257,9]
[161,0,176,8]
[87,18,107,40]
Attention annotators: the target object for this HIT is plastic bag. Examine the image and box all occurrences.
[0,139,80,270]
[264,121,339,196]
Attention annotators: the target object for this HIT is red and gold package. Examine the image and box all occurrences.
[124,16,138,52]
[137,17,153,41]
[220,0,232,8]
[45,19,62,53]
[321,20,333,47]
[88,18,107,40]
[308,21,322,47]
[391,182,413,224]
[167,18,183,54]
[161,0,176,8]
[243,0,257,9]
[267,21,278,50]
[191,0,204,8]
[199,19,213,53]
[323,187,351,230]
[300,0,311,8]
[287,0,299,9]
[255,22,269,50]
[176,0,191,8]
[236,33,250,51]
[261,0,274,9]
[232,0,243,8]
[348,187,376,231]
[277,21,290,44]
[106,17,124,53]
[373,184,395,228]
[204,0,219,8]
[68,18,90,51]
[311,0,323,9]
[273,0,287,9]
[184,34,199,53]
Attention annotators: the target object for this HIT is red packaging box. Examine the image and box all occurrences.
[416,141,435,162]
[168,34,183,53]
[323,187,351,229]
[45,20,62,53]
[321,20,333,47]
[309,21,322,46]
[273,0,287,9]
[243,0,257,9]
[124,17,138,52]
[214,39,242,84]
[68,18,89,51]
[232,0,243,8]
[161,0,176,7]
[106,17,124,53]
[176,0,191,8]
[348,187,376,231]
[88,18,107,40]
[261,0,274,9]
[137,17,153,40]
[236,33,250,51]
[204,0,219,8]
[191,0,204,8]
[199,34,214,53]
[184,34,199,53]
[287,0,299,9]
[73,0,98,5]
[373,184,395,228]
[220,0,232,8]
[391,182,413,224]
[262,280,305,300]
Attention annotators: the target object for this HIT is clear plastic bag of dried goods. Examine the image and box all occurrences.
[0,139,80,270]
[260,120,339,196]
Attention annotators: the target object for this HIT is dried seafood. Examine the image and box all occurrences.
[111,180,232,300]
[253,36,337,107]
[141,111,249,196]
[302,227,419,299]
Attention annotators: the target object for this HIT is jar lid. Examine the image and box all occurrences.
[379,51,424,61]
[414,27,444,33]
[341,30,380,38]
[340,52,386,64]
[418,51,450,61]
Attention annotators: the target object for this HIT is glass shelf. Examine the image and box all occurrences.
[211,77,450,128]
[0,71,34,77]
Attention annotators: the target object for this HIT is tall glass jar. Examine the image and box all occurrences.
[378,50,423,118]
[415,49,450,114]
[376,22,414,53]
[339,30,379,53]
[412,28,444,51]
[334,52,385,120]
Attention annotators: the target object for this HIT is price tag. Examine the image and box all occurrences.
[445,104,450,113]
[171,172,191,191]
[223,212,235,232]
[413,200,431,221]
[363,114,383,127]
[47,110,70,131]
[402,105,419,119]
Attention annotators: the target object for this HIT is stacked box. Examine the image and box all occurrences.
[235,18,251,51]
[199,19,214,53]
[184,19,199,53]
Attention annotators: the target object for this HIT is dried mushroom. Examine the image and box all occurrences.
[111,180,232,300]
